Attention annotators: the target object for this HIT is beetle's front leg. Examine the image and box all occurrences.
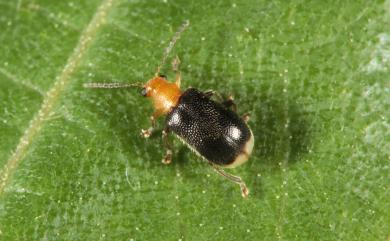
[209,162,249,198]
[162,128,173,164]
[141,111,161,138]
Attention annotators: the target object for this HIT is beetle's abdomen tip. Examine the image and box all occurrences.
[224,129,254,168]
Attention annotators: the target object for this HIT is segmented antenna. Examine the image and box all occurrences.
[156,20,190,75]
[84,21,189,89]
[83,82,142,89]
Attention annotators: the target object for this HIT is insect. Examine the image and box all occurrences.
[84,20,254,198]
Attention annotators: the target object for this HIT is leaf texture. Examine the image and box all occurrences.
[0,0,389,240]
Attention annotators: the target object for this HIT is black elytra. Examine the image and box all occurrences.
[166,88,252,166]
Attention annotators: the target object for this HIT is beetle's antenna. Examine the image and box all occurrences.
[156,20,190,76]
[209,163,249,198]
[83,82,142,89]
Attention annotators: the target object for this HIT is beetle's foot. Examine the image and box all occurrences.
[242,113,250,123]
[141,128,153,138]
[240,184,249,198]
[222,95,237,112]
[162,150,172,164]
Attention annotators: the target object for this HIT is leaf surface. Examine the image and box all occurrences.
[0,0,389,240]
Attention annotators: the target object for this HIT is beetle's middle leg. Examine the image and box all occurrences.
[141,110,161,138]
[161,127,173,164]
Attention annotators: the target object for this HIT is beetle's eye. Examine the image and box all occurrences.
[141,87,147,97]
[159,74,167,79]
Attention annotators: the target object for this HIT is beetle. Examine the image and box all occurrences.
[84,20,254,197]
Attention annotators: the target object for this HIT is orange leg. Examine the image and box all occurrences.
[141,110,162,138]
[209,162,249,198]
[161,128,173,164]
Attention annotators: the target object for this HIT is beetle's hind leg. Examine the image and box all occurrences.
[204,90,237,112]
[162,128,173,164]
[209,163,249,198]
[204,90,250,122]
[241,113,250,123]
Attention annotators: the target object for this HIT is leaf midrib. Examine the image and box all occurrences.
[0,0,116,195]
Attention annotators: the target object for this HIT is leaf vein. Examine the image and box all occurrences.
[0,67,44,95]
[0,0,116,195]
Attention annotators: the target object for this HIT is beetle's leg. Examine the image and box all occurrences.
[209,163,249,198]
[204,90,216,98]
[204,90,224,102]
[204,91,237,112]
[241,113,250,123]
[141,110,161,138]
[222,95,237,112]
[161,128,173,164]
[140,115,155,138]
[172,56,181,88]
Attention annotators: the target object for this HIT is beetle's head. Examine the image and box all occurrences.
[141,74,181,115]
[141,74,169,98]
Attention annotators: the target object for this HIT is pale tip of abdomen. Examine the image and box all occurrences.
[224,129,254,168]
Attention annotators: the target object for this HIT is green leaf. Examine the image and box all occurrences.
[0,0,389,240]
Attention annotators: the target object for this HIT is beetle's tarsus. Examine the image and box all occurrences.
[162,153,172,164]
[162,129,173,164]
[240,183,249,198]
[242,113,250,123]
[209,163,249,198]
[141,128,153,138]
[141,112,160,138]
